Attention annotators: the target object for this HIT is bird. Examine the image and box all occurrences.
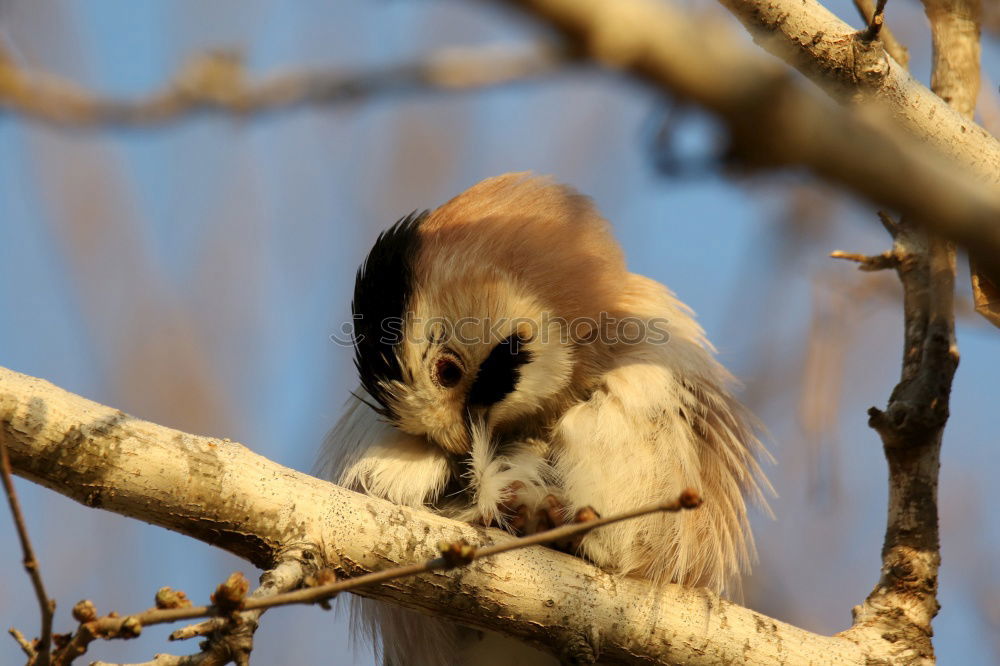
[319,173,772,665]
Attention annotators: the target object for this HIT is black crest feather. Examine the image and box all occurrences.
[352,210,427,417]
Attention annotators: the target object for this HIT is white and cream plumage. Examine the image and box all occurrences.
[319,173,772,665]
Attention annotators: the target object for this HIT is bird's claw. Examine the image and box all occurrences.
[497,486,599,554]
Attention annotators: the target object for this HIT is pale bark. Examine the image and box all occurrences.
[1,365,877,664]
[718,0,996,179]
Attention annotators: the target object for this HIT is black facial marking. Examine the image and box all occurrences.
[352,210,428,417]
[467,334,533,408]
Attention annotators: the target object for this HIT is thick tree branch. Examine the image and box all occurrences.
[497,0,1000,284]
[717,0,996,177]
[719,0,998,329]
[0,365,876,664]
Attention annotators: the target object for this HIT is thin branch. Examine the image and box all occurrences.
[50,492,702,666]
[853,0,910,66]
[830,250,900,271]
[1,423,55,665]
[169,552,313,644]
[860,0,890,41]
[50,564,286,665]
[0,42,570,128]
[9,628,35,658]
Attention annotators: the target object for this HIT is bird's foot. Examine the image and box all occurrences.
[498,486,599,553]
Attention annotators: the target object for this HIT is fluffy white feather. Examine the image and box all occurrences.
[450,421,556,529]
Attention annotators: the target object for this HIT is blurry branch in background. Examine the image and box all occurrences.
[917,0,1000,329]
[0,41,570,127]
[0,365,875,665]
[979,0,1000,35]
[713,0,1000,327]
[495,0,1000,301]
[971,269,1000,325]
[798,263,981,500]
[4,0,1000,291]
[0,426,54,666]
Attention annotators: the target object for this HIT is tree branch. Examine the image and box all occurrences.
[719,0,998,330]
[496,0,1000,284]
[837,216,958,663]
[0,365,876,664]
[852,0,910,67]
[57,557,312,666]
[1,416,55,666]
[0,42,569,127]
[41,495,701,665]
[833,0,974,659]
[716,0,995,177]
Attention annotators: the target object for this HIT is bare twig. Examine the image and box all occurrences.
[170,553,314,665]
[1,426,55,665]
[9,628,35,658]
[860,0,890,41]
[51,556,311,666]
[853,0,910,66]
[50,493,698,666]
[830,250,900,271]
[0,42,569,128]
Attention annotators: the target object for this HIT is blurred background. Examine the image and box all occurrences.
[1,1,998,664]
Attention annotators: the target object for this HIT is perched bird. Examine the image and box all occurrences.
[320,173,771,665]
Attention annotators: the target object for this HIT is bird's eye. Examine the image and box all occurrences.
[434,355,463,388]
